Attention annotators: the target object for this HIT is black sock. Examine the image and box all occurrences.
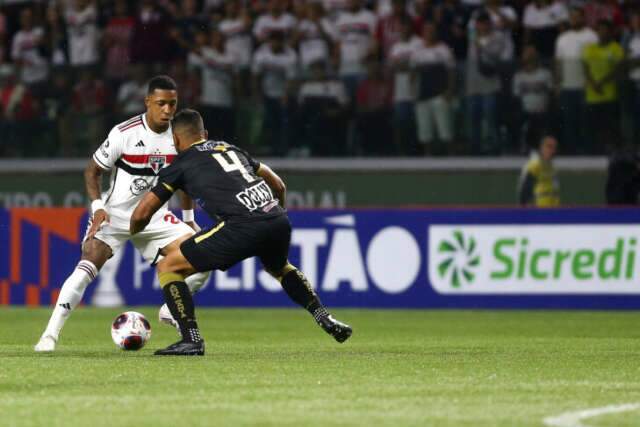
[280,269,328,321]
[162,281,202,343]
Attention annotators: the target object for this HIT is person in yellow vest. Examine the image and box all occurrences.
[582,19,624,154]
[518,136,560,207]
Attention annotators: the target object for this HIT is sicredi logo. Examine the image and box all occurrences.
[428,225,640,294]
[436,231,480,288]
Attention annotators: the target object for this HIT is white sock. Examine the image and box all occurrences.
[185,271,210,295]
[43,260,98,339]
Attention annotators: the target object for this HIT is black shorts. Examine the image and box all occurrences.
[180,214,291,273]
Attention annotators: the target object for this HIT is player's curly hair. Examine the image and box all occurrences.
[147,75,177,94]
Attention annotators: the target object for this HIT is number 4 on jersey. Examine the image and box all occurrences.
[212,152,256,183]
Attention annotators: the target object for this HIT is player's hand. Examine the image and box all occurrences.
[185,221,201,233]
[87,209,110,240]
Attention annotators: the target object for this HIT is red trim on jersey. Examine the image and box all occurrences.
[118,115,142,130]
[119,120,143,132]
[121,153,177,164]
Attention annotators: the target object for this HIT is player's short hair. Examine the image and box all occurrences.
[147,75,177,94]
[172,109,204,135]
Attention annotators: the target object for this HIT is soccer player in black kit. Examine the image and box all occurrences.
[130,109,352,355]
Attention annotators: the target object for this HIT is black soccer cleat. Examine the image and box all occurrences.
[154,340,205,356]
[317,315,352,343]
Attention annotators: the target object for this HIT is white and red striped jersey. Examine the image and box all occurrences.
[92,114,176,217]
[253,13,297,42]
[334,9,377,76]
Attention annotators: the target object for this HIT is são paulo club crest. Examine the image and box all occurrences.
[149,155,166,174]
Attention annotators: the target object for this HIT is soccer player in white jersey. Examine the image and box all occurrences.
[34,75,208,352]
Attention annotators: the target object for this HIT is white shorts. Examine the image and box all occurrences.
[415,96,453,144]
[84,209,194,264]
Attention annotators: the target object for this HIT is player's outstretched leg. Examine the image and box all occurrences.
[155,270,204,356]
[35,238,110,352]
[158,271,210,335]
[275,264,352,343]
[34,260,99,352]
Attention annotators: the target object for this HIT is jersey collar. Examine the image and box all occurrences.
[190,139,207,147]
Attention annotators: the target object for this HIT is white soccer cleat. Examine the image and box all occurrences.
[158,304,181,336]
[34,335,57,352]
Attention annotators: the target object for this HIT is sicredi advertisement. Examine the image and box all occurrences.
[429,225,639,294]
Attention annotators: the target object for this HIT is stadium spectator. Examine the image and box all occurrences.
[554,7,596,154]
[333,0,378,100]
[252,30,297,155]
[466,12,509,153]
[188,29,237,141]
[513,45,553,152]
[377,0,418,17]
[459,0,484,15]
[170,59,201,110]
[204,0,225,15]
[376,0,418,60]
[436,0,469,61]
[411,21,456,154]
[11,7,48,93]
[518,135,560,207]
[389,17,421,154]
[253,0,297,44]
[583,0,623,31]
[356,58,393,155]
[297,59,349,156]
[103,0,135,86]
[171,0,208,61]
[0,66,37,157]
[70,67,107,155]
[219,0,253,95]
[605,147,640,204]
[416,0,438,23]
[44,3,69,67]
[323,0,350,21]
[582,20,624,154]
[523,0,568,60]
[293,1,334,75]
[130,0,172,65]
[468,0,517,61]
[65,0,99,68]
[115,65,147,122]
[624,12,640,143]
[42,69,72,155]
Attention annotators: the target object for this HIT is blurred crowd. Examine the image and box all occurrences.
[1,0,640,157]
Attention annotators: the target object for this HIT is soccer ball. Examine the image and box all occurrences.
[111,311,151,351]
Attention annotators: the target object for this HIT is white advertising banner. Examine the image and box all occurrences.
[428,225,640,294]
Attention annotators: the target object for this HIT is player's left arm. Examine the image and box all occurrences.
[257,163,286,208]
[130,191,166,235]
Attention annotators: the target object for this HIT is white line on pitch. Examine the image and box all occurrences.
[543,403,640,427]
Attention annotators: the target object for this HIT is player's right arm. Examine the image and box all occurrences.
[257,163,286,208]
[84,159,109,239]
[86,128,124,239]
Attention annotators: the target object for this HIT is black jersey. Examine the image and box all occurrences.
[151,140,284,222]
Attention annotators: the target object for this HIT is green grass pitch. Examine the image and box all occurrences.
[1,308,640,427]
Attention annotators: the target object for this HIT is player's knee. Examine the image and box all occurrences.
[80,239,111,269]
[267,262,297,281]
[156,255,178,275]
